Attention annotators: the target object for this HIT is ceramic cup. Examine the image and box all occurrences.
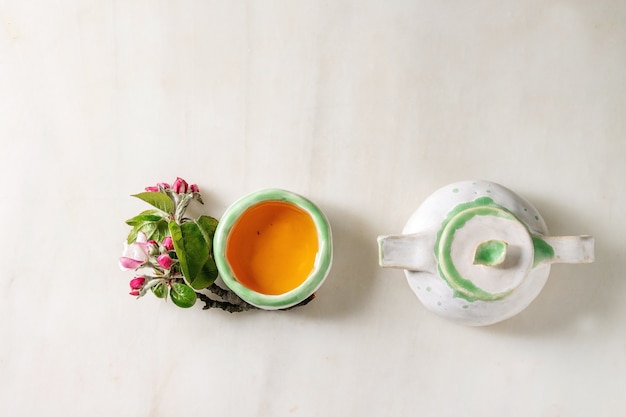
[214,189,332,310]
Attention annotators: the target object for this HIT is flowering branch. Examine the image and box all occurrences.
[119,177,218,308]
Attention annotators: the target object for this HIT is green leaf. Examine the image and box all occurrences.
[195,215,218,259]
[126,226,139,244]
[127,221,157,244]
[142,222,159,240]
[151,282,167,299]
[132,192,175,214]
[126,219,169,244]
[197,215,219,240]
[197,257,218,290]
[125,210,165,226]
[168,220,218,290]
[150,220,170,243]
[170,282,196,308]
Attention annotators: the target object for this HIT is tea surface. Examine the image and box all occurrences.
[226,201,319,295]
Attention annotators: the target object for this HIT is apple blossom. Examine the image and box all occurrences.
[119,232,149,270]
[172,177,188,194]
[162,236,174,251]
[122,178,226,308]
[157,253,173,269]
[146,240,159,256]
[129,277,146,290]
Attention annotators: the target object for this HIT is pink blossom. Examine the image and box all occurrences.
[129,289,140,296]
[162,236,174,251]
[172,177,188,194]
[129,277,146,290]
[157,182,170,189]
[146,240,159,256]
[119,232,149,270]
[145,186,159,192]
[119,257,143,270]
[157,253,173,269]
[190,184,199,193]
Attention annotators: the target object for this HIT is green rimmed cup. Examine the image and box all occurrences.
[214,189,332,310]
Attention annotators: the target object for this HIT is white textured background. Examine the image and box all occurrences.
[1,1,625,416]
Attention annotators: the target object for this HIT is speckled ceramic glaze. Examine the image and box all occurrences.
[378,181,594,326]
[214,189,332,310]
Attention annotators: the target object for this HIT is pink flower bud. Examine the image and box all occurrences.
[162,236,174,251]
[146,240,159,256]
[157,182,170,189]
[190,184,199,193]
[129,277,146,290]
[157,253,173,269]
[129,289,140,296]
[172,177,188,194]
[145,186,159,192]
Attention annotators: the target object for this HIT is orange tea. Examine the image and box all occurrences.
[225,201,319,295]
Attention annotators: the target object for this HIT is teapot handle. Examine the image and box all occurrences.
[540,235,595,264]
[377,233,435,272]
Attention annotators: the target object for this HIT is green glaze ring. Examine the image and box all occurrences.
[435,196,557,302]
[435,199,522,302]
[214,188,333,310]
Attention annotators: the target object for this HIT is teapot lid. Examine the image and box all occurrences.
[435,197,534,302]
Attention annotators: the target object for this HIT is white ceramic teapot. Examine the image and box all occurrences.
[377,181,594,326]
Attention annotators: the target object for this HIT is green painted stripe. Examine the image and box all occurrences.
[433,197,553,302]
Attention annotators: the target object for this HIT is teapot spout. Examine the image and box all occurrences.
[377,233,434,272]
[536,235,595,265]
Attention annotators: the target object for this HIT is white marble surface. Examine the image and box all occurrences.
[1,1,625,415]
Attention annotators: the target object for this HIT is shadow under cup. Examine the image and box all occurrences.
[214,189,333,309]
